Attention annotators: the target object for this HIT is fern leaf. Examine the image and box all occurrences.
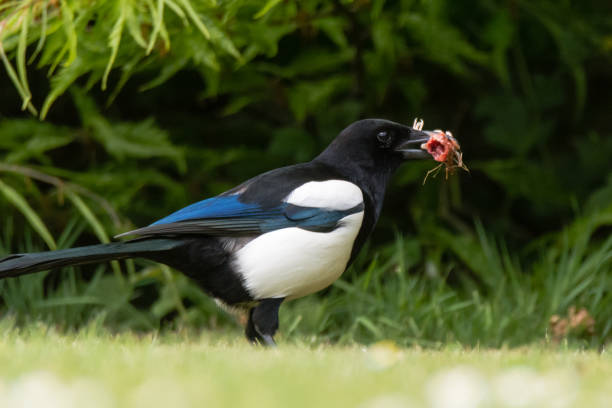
[102,1,127,91]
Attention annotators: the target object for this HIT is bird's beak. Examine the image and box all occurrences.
[395,129,434,160]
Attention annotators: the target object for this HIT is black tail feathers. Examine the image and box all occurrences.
[0,238,183,279]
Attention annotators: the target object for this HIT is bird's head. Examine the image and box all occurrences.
[315,118,434,176]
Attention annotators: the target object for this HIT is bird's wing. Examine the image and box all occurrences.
[115,194,364,238]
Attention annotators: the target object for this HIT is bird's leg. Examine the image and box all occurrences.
[245,297,284,347]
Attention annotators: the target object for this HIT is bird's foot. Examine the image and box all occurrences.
[245,298,284,347]
[257,333,277,347]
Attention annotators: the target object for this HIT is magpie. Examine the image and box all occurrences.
[0,119,435,345]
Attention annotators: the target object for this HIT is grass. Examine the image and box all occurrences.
[0,324,610,408]
[1,207,612,348]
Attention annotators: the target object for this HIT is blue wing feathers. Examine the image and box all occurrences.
[120,194,364,238]
[152,196,276,225]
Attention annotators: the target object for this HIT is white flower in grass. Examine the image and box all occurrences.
[426,366,489,408]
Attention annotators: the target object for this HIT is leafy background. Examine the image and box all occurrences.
[0,0,611,347]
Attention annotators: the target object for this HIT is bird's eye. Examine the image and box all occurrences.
[377,130,392,146]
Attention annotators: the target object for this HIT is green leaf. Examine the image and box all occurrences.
[176,0,210,39]
[125,2,148,49]
[253,0,282,19]
[164,0,187,22]
[0,179,56,250]
[72,89,186,172]
[17,5,32,111]
[0,44,37,115]
[40,57,86,119]
[146,0,167,54]
[4,134,74,164]
[288,76,352,122]
[65,192,109,244]
[313,17,349,48]
[206,19,241,60]
[139,56,189,91]
[29,0,49,63]
[102,1,127,91]
[59,0,78,66]
[106,54,142,106]
[66,191,123,283]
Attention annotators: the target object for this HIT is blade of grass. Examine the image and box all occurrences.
[160,265,188,323]
[0,179,56,250]
[66,191,124,285]
[355,316,383,339]
[35,295,103,307]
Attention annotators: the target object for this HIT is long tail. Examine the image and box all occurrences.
[0,238,184,278]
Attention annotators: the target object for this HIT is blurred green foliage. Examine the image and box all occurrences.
[0,0,611,346]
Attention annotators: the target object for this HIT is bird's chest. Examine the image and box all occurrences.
[232,211,364,300]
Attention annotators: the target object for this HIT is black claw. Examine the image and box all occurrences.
[259,334,277,347]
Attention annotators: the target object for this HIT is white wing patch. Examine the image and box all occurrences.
[285,180,363,210]
[234,212,364,300]
[233,179,365,300]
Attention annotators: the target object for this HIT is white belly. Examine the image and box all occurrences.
[233,211,364,300]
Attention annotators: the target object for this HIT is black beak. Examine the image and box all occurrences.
[395,129,433,160]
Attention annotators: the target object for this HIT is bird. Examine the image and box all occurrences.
[0,118,435,346]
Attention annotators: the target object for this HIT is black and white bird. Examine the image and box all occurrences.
[0,119,435,345]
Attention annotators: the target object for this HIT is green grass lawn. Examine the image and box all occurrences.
[0,326,610,408]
